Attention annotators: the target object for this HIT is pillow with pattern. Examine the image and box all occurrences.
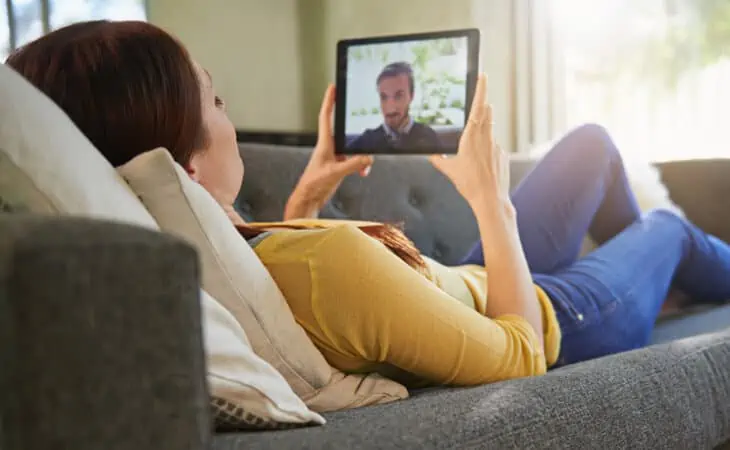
[211,397,313,431]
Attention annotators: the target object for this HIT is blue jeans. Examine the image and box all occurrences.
[461,124,730,366]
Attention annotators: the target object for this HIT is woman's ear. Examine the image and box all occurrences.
[184,155,201,182]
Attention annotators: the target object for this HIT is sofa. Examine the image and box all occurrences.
[232,143,730,449]
[4,138,730,450]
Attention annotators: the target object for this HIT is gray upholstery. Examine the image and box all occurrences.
[0,216,210,450]
[225,328,730,449]
[236,143,535,265]
[236,144,730,263]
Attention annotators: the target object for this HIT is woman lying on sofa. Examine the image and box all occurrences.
[8,20,730,386]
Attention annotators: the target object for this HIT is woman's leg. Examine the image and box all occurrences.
[461,124,641,273]
[535,209,730,366]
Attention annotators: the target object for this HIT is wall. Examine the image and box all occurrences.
[148,0,518,147]
[148,0,306,131]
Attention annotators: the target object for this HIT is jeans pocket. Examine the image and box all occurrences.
[552,296,588,332]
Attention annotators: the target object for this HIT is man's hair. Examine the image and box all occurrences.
[376,61,414,96]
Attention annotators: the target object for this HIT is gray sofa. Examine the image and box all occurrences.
[2,143,730,449]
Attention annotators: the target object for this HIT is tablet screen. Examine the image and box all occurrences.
[337,30,477,154]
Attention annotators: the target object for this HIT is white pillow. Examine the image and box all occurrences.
[0,63,157,228]
[202,290,325,429]
[118,148,409,413]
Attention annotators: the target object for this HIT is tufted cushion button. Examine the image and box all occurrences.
[408,190,422,208]
[331,199,345,213]
[431,242,444,261]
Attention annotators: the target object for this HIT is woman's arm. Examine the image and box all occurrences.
[471,198,544,348]
[430,75,544,350]
[284,85,372,220]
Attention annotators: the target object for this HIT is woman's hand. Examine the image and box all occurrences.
[284,85,373,220]
[429,75,512,215]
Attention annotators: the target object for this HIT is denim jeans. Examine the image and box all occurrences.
[461,124,730,366]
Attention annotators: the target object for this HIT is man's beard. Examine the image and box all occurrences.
[386,108,410,131]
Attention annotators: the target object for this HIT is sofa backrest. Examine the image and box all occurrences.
[236,143,730,264]
[236,143,536,265]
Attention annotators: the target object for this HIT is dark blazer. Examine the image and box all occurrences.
[347,123,442,153]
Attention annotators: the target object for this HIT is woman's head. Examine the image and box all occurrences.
[5,20,243,205]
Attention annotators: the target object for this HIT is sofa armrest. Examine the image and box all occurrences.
[0,215,210,450]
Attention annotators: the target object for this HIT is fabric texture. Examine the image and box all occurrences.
[0,216,210,450]
[0,63,157,229]
[201,289,325,428]
[252,224,560,386]
[117,148,408,413]
[217,327,730,450]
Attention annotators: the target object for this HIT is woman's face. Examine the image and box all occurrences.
[186,62,244,208]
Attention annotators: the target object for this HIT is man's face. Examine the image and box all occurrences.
[378,74,412,130]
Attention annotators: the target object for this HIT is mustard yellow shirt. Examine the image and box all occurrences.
[251,223,561,387]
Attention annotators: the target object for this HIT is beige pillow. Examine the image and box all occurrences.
[118,148,409,412]
[201,290,325,429]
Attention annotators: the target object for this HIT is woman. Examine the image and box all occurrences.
[7,20,730,386]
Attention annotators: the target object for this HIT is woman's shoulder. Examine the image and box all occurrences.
[251,223,376,263]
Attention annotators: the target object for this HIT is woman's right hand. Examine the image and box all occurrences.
[429,74,512,214]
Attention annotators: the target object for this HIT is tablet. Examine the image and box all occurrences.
[335,28,480,155]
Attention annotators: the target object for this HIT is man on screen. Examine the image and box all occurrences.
[348,61,441,152]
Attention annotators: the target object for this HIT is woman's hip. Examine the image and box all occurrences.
[534,273,659,367]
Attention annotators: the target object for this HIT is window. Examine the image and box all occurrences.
[551,0,730,161]
[0,1,9,61]
[1,0,146,62]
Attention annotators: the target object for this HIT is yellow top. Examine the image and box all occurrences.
[251,221,562,387]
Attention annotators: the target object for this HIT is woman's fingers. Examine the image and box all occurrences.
[484,102,494,146]
[464,74,487,136]
[470,74,487,117]
[316,84,336,144]
[428,154,453,176]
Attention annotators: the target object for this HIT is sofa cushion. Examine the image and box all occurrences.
[0,63,156,228]
[216,328,730,449]
[118,148,408,414]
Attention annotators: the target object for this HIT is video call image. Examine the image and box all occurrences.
[345,36,468,153]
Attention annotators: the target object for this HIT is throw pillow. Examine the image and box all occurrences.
[0,64,157,228]
[201,289,325,429]
[118,148,409,412]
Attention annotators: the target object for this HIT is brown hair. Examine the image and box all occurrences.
[5,20,206,167]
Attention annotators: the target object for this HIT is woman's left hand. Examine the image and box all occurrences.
[284,84,373,220]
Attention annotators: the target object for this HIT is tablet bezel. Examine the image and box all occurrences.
[335,28,480,155]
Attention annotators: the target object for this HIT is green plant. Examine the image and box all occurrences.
[415,109,454,126]
[371,107,379,115]
[450,98,464,109]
